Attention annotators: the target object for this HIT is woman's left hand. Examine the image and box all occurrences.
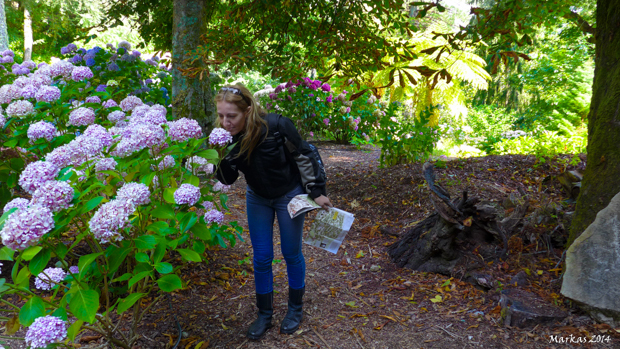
[314,195,333,211]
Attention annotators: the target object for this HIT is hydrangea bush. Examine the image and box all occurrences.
[0,43,239,349]
[256,78,382,144]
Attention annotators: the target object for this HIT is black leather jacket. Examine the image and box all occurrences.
[216,114,326,200]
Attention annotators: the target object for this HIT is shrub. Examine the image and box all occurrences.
[0,43,239,348]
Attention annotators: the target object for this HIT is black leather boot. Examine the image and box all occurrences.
[247,292,273,340]
[280,287,305,334]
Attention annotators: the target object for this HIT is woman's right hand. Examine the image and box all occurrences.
[313,195,333,211]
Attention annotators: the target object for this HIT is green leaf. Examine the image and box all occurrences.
[155,262,173,274]
[14,266,31,287]
[54,243,68,260]
[193,241,206,255]
[153,242,167,263]
[69,289,99,323]
[107,245,131,275]
[29,248,51,276]
[179,212,197,233]
[82,196,105,213]
[195,149,218,159]
[157,274,183,292]
[19,296,46,326]
[0,246,15,261]
[128,271,151,288]
[190,222,212,241]
[151,205,175,220]
[135,235,157,249]
[220,193,229,210]
[67,320,84,341]
[177,248,202,262]
[78,252,103,280]
[117,293,146,314]
[163,187,176,204]
[22,246,42,261]
[111,273,132,283]
[184,175,200,186]
[135,252,150,263]
[141,172,157,186]
[53,307,68,321]
[146,221,169,234]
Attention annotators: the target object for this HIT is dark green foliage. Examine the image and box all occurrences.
[104,0,173,52]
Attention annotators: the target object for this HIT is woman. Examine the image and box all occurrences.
[215,84,332,339]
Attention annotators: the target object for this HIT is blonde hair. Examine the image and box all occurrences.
[215,84,267,161]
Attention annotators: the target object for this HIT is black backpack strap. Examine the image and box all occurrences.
[267,113,298,155]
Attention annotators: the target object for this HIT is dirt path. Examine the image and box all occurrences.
[4,144,616,349]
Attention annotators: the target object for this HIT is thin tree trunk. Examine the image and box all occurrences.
[171,0,215,135]
[570,0,620,244]
[23,1,32,61]
[0,1,8,51]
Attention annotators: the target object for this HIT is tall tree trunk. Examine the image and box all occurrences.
[23,1,32,61]
[171,0,215,135]
[0,1,8,51]
[570,0,620,244]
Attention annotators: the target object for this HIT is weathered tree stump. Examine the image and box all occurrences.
[388,162,528,275]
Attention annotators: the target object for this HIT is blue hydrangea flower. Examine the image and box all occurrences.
[85,58,96,67]
[95,84,107,92]
[107,62,120,71]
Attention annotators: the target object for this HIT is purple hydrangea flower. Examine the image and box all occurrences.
[107,62,120,71]
[140,109,167,125]
[68,107,96,126]
[167,118,203,142]
[213,181,231,192]
[0,114,5,129]
[35,86,61,103]
[69,266,79,274]
[132,50,141,57]
[0,204,54,250]
[20,84,38,99]
[50,60,74,78]
[185,156,213,175]
[117,182,151,205]
[204,209,224,224]
[66,43,77,53]
[3,197,30,213]
[95,157,117,180]
[71,66,94,81]
[208,128,233,147]
[44,145,72,169]
[27,121,56,142]
[323,118,329,126]
[118,41,131,50]
[201,201,214,211]
[130,104,151,119]
[25,315,67,349]
[66,135,104,166]
[84,124,113,147]
[60,47,70,55]
[120,95,143,112]
[89,199,135,243]
[1,55,14,63]
[0,84,22,104]
[85,96,101,104]
[174,184,201,205]
[1,49,14,57]
[157,155,175,170]
[70,54,82,64]
[110,123,166,157]
[321,83,331,92]
[95,84,107,92]
[102,99,118,108]
[19,161,60,194]
[6,100,34,118]
[35,267,67,290]
[326,95,333,103]
[108,110,126,123]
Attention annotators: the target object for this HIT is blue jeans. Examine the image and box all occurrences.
[246,184,306,294]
